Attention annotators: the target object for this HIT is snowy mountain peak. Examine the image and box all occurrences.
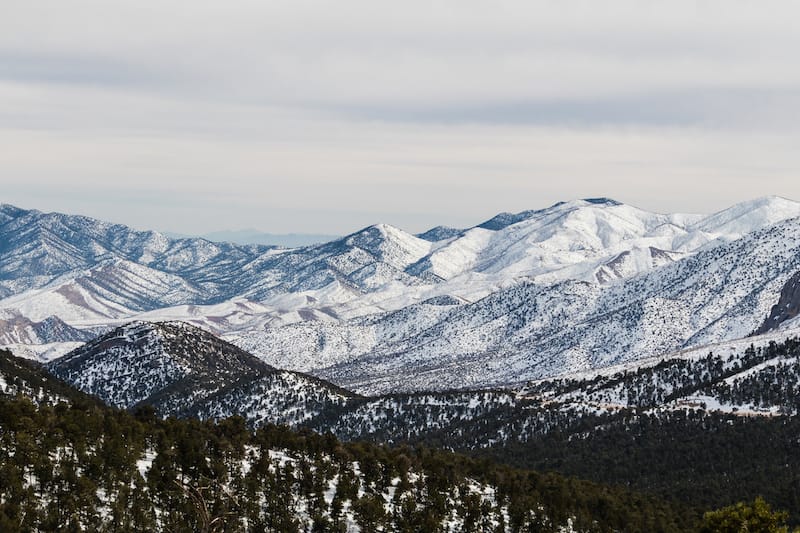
[691,196,800,238]
[342,223,433,269]
[47,320,275,408]
[0,203,34,223]
[417,199,627,246]
[416,225,463,242]
[346,223,417,245]
[548,197,624,212]
[405,198,695,284]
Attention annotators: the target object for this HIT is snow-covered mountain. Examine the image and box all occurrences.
[253,215,800,394]
[47,321,353,426]
[0,203,269,328]
[6,197,800,393]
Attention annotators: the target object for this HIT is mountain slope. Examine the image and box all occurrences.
[0,347,100,405]
[0,312,93,345]
[0,206,440,329]
[755,270,800,335]
[235,223,435,302]
[309,332,800,448]
[407,197,704,285]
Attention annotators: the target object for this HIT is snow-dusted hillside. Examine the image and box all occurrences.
[315,331,800,448]
[5,197,798,329]
[0,347,99,404]
[40,320,800,447]
[47,321,353,425]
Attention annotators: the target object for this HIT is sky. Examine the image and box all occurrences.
[2,1,800,235]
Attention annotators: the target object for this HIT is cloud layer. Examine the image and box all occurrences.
[2,1,800,233]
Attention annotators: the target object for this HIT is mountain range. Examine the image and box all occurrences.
[3,196,800,395]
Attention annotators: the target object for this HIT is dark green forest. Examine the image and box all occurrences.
[0,393,698,532]
[476,410,800,523]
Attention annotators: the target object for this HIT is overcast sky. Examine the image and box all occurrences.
[2,1,800,235]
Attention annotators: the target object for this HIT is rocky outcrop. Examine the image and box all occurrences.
[755,271,800,335]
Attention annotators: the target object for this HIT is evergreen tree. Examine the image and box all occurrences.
[700,497,798,533]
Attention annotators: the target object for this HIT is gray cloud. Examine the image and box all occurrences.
[0,51,174,88]
[329,87,800,129]
[2,1,800,233]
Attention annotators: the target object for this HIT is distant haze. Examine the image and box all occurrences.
[2,2,800,234]
[170,230,340,248]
